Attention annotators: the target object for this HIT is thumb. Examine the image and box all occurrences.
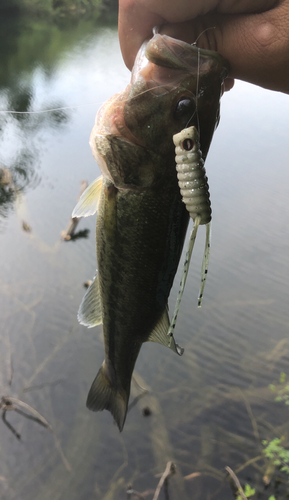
[211,4,289,93]
[161,2,289,93]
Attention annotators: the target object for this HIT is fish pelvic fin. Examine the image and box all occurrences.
[86,361,128,432]
[72,175,102,218]
[78,273,102,327]
[147,308,184,356]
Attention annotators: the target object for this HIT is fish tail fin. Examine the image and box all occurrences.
[86,361,128,432]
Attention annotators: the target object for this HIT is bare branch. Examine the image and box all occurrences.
[126,484,146,500]
[1,396,52,440]
[225,466,247,500]
[153,462,176,500]
[61,180,88,240]
[2,410,21,440]
[6,397,52,431]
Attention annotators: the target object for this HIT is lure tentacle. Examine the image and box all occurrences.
[198,220,211,307]
[167,214,201,344]
[168,126,212,339]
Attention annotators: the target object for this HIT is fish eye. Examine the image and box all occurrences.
[174,96,195,124]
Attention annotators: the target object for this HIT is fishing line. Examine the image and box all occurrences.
[0,28,216,117]
[191,26,216,47]
[196,46,200,137]
[184,48,200,132]
[187,26,216,135]
[0,84,180,115]
[0,102,105,115]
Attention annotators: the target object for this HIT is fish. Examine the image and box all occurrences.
[73,33,229,431]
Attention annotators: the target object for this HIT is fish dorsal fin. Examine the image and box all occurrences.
[78,273,102,328]
[147,308,184,356]
[72,175,103,218]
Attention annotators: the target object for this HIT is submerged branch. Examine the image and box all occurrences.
[2,410,21,440]
[4,397,52,431]
[61,180,88,241]
[225,466,247,500]
[126,462,176,500]
[239,389,260,443]
[126,485,146,500]
[53,433,72,472]
[0,395,52,440]
[153,462,176,500]
[235,455,263,474]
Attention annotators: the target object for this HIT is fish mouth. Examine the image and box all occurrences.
[130,33,229,100]
[145,33,229,77]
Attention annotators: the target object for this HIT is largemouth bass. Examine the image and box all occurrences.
[73,33,229,431]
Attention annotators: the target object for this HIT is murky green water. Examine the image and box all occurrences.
[1,13,289,500]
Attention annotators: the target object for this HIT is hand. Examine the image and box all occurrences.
[118,0,289,94]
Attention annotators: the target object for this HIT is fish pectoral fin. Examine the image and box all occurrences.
[147,308,184,356]
[78,273,102,327]
[72,175,103,218]
[86,361,128,432]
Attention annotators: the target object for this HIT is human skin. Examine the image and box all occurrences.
[118,0,289,93]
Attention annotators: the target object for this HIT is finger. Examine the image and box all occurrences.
[118,0,279,73]
[118,0,164,70]
[160,2,289,93]
[223,78,235,92]
[213,3,289,92]
[134,0,279,22]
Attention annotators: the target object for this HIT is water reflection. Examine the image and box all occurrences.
[0,99,70,224]
[0,11,118,226]
[0,32,72,225]
[1,10,289,500]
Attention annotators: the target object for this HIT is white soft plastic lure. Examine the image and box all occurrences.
[168,125,211,341]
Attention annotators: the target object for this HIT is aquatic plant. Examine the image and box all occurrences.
[236,483,255,500]
[269,371,289,405]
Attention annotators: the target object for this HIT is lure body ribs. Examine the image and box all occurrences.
[174,126,211,225]
[168,126,212,341]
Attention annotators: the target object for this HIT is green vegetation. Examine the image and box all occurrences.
[238,484,275,500]
[236,483,255,500]
[233,373,289,500]
[270,371,289,405]
[0,0,118,22]
[237,483,276,500]
[263,437,289,476]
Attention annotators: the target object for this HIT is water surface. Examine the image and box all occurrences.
[1,15,289,500]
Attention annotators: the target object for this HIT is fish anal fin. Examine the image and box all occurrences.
[86,361,128,432]
[78,273,102,328]
[72,175,103,218]
[147,308,184,356]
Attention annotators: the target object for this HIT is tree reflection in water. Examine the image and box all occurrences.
[0,85,70,224]
[0,13,82,226]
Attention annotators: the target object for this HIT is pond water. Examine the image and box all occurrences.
[1,14,289,500]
